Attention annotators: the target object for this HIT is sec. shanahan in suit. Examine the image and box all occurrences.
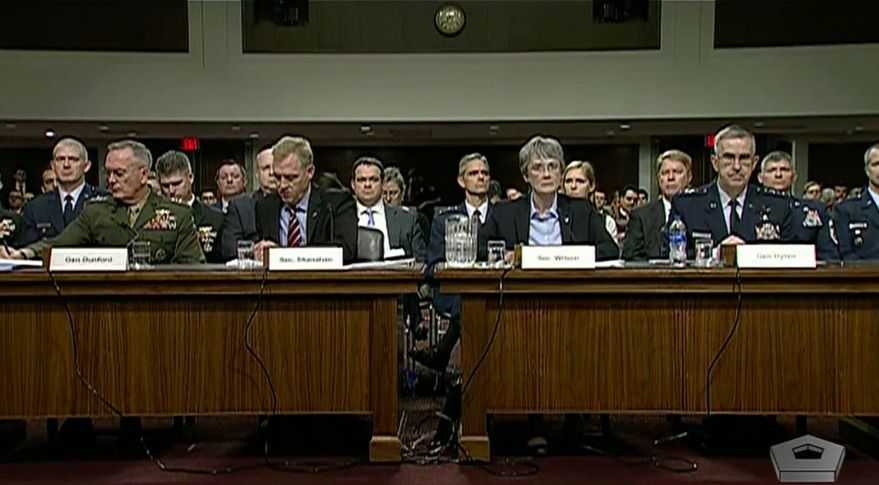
[253,186,357,263]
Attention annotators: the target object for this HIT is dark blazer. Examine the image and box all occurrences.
[221,190,269,260]
[790,197,838,261]
[834,190,879,261]
[191,199,225,263]
[17,184,105,246]
[622,198,666,261]
[385,204,427,262]
[254,187,357,262]
[1,208,21,246]
[479,194,619,261]
[665,183,794,257]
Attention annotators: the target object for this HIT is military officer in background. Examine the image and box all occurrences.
[757,150,838,260]
[835,142,879,260]
[665,125,794,256]
[1,140,204,264]
[155,150,225,263]
[1,206,20,247]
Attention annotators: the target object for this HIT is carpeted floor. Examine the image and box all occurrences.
[1,410,877,484]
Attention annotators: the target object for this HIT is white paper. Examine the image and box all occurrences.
[268,247,344,271]
[0,259,43,268]
[736,244,816,269]
[344,258,415,270]
[49,248,128,272]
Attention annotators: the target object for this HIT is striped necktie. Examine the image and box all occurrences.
[287,207,302,247]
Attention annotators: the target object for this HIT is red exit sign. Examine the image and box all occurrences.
[182,137,199,151]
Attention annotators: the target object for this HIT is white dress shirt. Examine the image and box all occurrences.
[717,183,747,234]
[464,200,488,224]
[357,200,391,256]
[58,182,86,210]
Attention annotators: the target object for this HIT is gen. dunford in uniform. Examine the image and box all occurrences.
[4,139,204,264]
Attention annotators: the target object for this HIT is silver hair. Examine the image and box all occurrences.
[819,187,835,205]
[155,150,192,176]
[864,142,879,167]
[760,150,793,174]
[382,166,406,191]
[713,125,756,156]
[53,137,89,162]
[107,139,153,170]
[519,135,564,175]
[458,152,490,177]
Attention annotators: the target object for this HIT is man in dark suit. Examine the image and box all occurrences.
[835,142,879,260]
[17,137,105,246]
[252,136,357,263]
[623,149,693,261]
[350,156,425,261]
[665,125,794,258]
[479,136,618,261]
[155,150,226,263]
[757,150,838,261]
[221,147,277,260]
[213,160,246,213]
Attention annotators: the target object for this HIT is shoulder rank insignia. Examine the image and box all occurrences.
[0,218,15,239]
[143,208,177,231]
[196,225,217,253]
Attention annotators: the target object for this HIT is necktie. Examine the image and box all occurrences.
[128,205,141,228]
[472,209,481,224]
[366,209,375,227]
[287,207,302,247]
[729,199,741,236]
[62,195,74,225]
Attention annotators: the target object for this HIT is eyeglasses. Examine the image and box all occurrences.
[529,161,561,174]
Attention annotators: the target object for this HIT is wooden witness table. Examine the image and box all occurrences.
[0,266,422,463]
[437,265,879,461]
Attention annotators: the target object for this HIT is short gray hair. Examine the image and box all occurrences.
[53,137,89,162]
[155,150,192,177]
[760,150,793,173]
[383,166,405,191]
[864,142,879,166]
[713,125,756,156]
[107,139,152,170]
[519,135,564,175]
[458,152,489,177]
[819,187,835,205]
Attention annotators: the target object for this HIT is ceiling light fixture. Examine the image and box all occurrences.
[45,129,56,138]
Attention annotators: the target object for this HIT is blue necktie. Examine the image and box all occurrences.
[366,209,375,227]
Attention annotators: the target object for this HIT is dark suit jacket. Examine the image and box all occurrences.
[254,187,357,262]
[834,190,879,261]
[665,183,794,257]
[221,190,269,260]
[191,199,225,263]
[479,194,619,261]
[622,199,666,261]
[385,204,426,262]
[1,208,21,246]
[17,184,105,246]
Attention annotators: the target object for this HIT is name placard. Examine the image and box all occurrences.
[520,245,595,270]
[49,248,128,272]
[268,247,344,271]
[736,244,816,269]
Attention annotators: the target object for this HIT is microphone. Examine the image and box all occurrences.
[327,201,335,248]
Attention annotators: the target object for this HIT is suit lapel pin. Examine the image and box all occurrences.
[709,201,717,210]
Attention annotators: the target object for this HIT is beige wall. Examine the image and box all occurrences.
[0,1,877,122]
